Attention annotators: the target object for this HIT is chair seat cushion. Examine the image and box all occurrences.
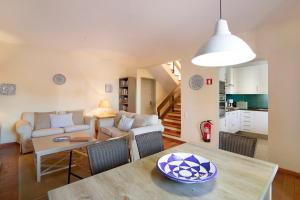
[100,127,127,137]
[32,128,64,138]
[64,125,90,133]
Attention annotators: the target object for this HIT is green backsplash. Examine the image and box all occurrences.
[226,94,268,109]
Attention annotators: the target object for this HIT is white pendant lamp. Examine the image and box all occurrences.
[191,0,256,67]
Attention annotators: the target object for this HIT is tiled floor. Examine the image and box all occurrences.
[1,141,300,200]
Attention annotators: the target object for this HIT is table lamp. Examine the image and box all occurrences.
[96,100,115,117]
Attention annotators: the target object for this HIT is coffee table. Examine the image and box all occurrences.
[32,132,97,183]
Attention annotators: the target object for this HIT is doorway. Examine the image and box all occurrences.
[141,78,156,114]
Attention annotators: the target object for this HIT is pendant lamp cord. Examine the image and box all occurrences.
[220,0,222,19]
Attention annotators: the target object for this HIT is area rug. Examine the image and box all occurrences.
[19,152,91,200]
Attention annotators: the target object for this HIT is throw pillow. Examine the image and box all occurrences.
[34,112,55,130]
[67,110,84,125]
[50,113,74,128]
[132,114,159,128]
[114,111,136,127]
[117,115,134,131]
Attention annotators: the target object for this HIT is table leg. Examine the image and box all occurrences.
[67,151,73,184]
[36,154,41,183]
[263,185,272,200]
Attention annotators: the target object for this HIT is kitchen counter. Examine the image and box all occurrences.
[226,107,268,112]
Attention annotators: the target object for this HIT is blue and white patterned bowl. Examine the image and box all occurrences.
[157,152,217,184]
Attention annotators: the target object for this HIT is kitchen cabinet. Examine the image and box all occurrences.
[224,62,268,94]
[221,110,268,135]
[225,111,240,133]
[252,111,268,134]
[220,117,226,132]
[240,110,268,135]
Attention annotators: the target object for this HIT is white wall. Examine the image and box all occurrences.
[135,68,167,114]
[254,17,300,173]
[181,60,219,148]
[0,44,128,143]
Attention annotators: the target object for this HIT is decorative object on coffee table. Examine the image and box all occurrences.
[0,83,16,95]
[189,74,204,90]
[53,74,66,85]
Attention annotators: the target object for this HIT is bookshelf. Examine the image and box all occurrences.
[119,77,136,112]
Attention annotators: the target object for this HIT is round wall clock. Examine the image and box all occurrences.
[189,74,204,90]
[53,74,66,85]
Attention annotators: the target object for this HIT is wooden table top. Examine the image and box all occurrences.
[48,143,278,200]
[32,132,96,156]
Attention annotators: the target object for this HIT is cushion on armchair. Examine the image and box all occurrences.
[101,127,127,137]
[118,115,134,131]
[132,115,159,128]
[114,111,136,127]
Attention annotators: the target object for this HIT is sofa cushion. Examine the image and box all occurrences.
[118,115,134,131]
[114,111,136,127]
[132,114,159,128]
[34,112,55,130]
[32,128,64,138]
[64,125,90,133]
[67,110,84,125]
[50,113,74,128]
[100,127,127,137]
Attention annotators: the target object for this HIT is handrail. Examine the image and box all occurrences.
[157,83,181,119]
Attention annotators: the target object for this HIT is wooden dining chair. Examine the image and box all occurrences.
[219,132,257,157]
[135,131,164,158]
[86,136,130,175]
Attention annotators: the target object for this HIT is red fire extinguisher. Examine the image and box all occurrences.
[200,120,213,142]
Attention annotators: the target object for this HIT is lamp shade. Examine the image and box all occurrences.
[191,19,256,67]
[98,100,112,109]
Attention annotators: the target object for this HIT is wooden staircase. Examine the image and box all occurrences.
[157,61,181,138]
[162,102,181,137]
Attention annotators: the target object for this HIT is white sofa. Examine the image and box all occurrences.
[16,111,96,153]
[98,111,164,161]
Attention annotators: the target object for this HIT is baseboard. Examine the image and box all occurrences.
[278,167,300,178]
[0,142,19,149]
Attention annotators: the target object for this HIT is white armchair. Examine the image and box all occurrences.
[97,111,164,161]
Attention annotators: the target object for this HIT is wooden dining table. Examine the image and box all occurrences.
[48,143,278,200]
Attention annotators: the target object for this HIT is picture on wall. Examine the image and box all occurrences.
[0,83,16,96]
[105,84,113,93]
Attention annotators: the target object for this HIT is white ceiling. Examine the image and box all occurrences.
[0,0,299,67]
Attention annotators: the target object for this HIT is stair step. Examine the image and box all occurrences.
[164,126,181,132]
[164,115,181,120]
[167,112,180,117]
[162,121,181,128]
[163,118,181,124]
[164,129,181,137]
